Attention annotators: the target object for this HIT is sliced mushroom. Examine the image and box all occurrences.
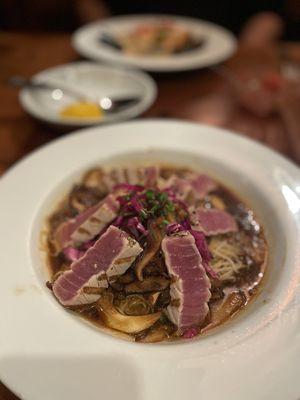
[115,294,152,316]
[116,270,136,284]
[210,281,225,302]
[155,289,171,310]
[68,302,98,316]
[108,278,124,292]
[135,222,163,281]
[160,168,175,180]
[48,203,77,233]
[136,321,177,343]
[97,293,161,334]
[202,291,247,333]
[147,292,161,306]
[68,185,103,212]
[142,252,168,277]
[82,168,108,191]
[125,277,170,294]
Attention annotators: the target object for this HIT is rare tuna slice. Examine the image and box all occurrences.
[190,174,217,199]
[102,166,159,191]
[162,231,211,330]
[160,173,217,201]
[190,208,238,236]
[54,194,120,251]
[53,226,142,306]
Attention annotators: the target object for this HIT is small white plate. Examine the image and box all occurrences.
[72,15,237,72]
[0,120,300,400]
[19,61,157,127]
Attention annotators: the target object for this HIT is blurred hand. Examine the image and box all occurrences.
[230,69,283,117]
[225,12,284,117]
[240,12,284,48]
[182,75,300,161]
[180,11,300,162]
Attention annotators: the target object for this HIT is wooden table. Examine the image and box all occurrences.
[0,31,299,400]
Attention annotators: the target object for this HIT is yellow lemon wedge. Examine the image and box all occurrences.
[60,102,103,119]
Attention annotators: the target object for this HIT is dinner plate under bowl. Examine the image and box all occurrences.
[72,15,237,72]
[0,119,300,400]
[19,61,157,127]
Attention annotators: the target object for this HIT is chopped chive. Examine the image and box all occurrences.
[165,202,175,213]
[145,190,155,200]
[159,219,170,228]
[158,192,168,203]
[150,204,159,214]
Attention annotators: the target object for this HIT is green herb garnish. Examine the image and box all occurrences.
[145,189,155,200]
[158,192,168,203]
[165,202,175,213]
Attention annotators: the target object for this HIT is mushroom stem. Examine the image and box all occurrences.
[135,222,163,281]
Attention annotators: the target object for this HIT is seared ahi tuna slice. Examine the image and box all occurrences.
[54,194,119,251]
[123,166,159,187]
[53,226,143,306]
[190,174,217,199]
[160,173,217,201]
[162,232,211,330]
[143,166,159,187]
[102,166,159,190]
[162,176,192,200]
[103,169,126,191]
[190,208,238,236]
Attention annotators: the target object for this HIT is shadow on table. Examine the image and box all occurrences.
[0,354,142,400]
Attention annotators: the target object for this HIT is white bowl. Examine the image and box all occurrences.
[19,61,157,127]
[72,15,237,72]
[0,119,299,400]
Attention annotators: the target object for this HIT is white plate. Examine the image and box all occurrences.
[72,15,237,72]
[19,61,157,127]
[0,119,300,400]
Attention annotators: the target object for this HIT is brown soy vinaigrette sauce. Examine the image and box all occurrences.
[45,164,268,342]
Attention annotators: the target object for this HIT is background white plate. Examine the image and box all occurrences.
[0,120,300,400]
[72,15,237,72]
[20,61,157,127]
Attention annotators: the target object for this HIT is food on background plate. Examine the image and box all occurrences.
[45,164,267,342]
[60,102,104,120]
[115,21,204,56]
